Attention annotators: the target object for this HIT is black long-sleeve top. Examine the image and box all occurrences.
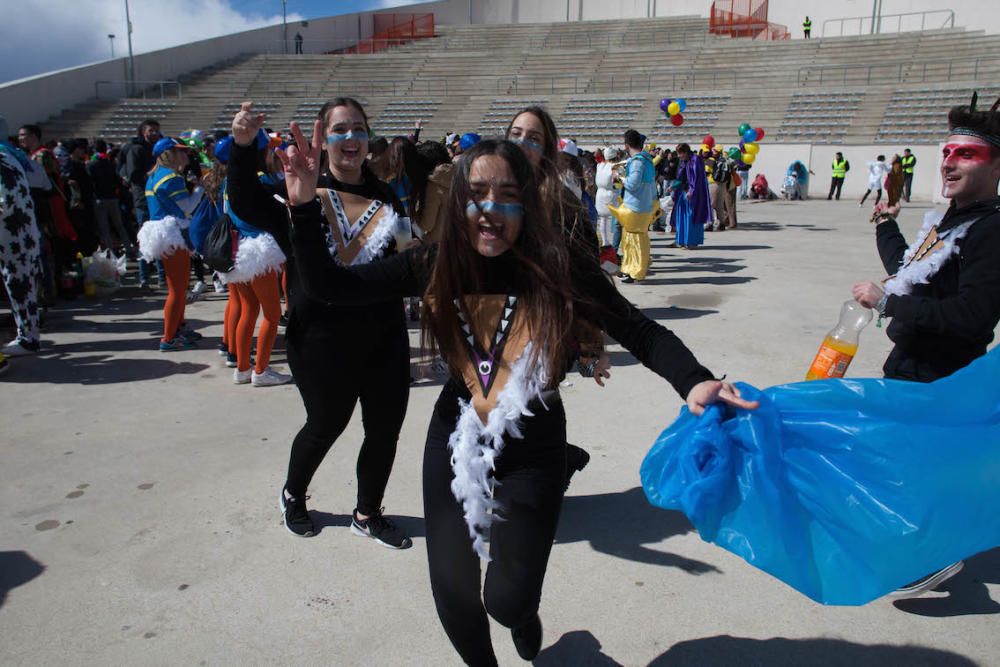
[227,142,405,328]
[287,197,715,415]
[876,198,1000,381]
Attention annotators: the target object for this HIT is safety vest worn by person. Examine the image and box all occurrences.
[901,155,916,174]
[803,19,812,31]
[832,159,848,179]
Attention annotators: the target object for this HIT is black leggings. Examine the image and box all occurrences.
[284,310,410,515]
[423,401,567,667]
[860,188,882,205]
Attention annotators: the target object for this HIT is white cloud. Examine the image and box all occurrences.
[0,0,302,84]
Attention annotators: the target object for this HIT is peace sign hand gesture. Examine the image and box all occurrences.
[274,119,324,206]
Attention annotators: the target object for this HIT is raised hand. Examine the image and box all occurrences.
[274,119,324,206]
[232,101,266,147]
[686,379,758,416]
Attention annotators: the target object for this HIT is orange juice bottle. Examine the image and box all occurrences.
[806,300,873,381]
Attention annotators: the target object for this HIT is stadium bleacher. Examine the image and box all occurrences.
[37,16,1000,148]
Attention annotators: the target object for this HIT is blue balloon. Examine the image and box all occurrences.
[677,98,687,112]
[743,128,758,143]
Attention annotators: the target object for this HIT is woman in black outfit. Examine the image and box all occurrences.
[228,100,412,549]
[275,122,755,665]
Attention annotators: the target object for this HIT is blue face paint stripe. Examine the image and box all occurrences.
[466,200,524,218]
[509,138,542,153]
[326,130,370,144]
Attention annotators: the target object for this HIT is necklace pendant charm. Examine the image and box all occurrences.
[478,360,493,376]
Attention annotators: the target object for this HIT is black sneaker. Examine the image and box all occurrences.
[279,487,315,537]
[351,508,412,549]
[511,613,543,660]
[278,313,289,331]
[889,561,964,599]
[564,443,591,492]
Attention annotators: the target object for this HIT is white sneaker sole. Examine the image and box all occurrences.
[889,561,964,599]
[278,491,314,538]
[350,522,412,549]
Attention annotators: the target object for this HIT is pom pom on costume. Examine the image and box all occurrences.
[640,346,1000,605]
[223,233,286,284]
[137,216,188,261]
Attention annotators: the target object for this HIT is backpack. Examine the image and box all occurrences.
[187,194,221,255]
[713,157,732,185]
[201,212,238,273]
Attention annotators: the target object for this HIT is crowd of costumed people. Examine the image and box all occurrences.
[2,86,1000,666]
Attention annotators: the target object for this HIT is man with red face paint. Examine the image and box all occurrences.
[851,93,1000,597]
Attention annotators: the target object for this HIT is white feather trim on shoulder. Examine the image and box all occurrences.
[884,210,976,296]
[447,342,550,560]
[354,207,397,265]
[137,216,187,262]
[224,233,286,284]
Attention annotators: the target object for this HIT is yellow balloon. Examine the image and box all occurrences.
[667,101,680,116]
[742,152,756,165]
[745,142,759,155]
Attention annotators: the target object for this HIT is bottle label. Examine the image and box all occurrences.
[808,344,854,379]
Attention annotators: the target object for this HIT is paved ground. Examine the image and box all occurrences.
[1,199,998,667]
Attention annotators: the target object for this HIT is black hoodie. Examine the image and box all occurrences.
[877,197,1000,381]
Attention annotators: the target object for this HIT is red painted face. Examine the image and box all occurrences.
[940,136,1000,205]
[941,142,993,166]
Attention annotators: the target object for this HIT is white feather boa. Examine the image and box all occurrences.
[447,342,550,560]
[884,210,977,296]
[326,207,397,265]
[137,216,188,262]
[222,233,287,284]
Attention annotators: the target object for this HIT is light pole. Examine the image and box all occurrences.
[125,0,136,96]
[108,33,116,59]
[282,0,288,54]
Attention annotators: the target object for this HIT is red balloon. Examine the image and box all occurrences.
[754,127,765,141]
[703,135,715,148]
[671,113,684,127]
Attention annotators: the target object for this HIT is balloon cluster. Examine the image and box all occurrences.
[659,97,687,127]
[732,122,765,165]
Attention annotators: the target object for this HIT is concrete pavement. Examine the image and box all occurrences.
[1,199,997,666]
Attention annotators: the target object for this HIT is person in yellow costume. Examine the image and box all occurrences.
[608,129,658,283]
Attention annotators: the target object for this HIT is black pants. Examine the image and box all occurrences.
[284,306,410,515]
[827,177,844,200]
[423,400,567,667]
[860,188,882,205]
[903,173,913,201]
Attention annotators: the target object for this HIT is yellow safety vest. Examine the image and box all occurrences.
[901,155,915,174]
[803,20,812,30]
[832,159,847,178]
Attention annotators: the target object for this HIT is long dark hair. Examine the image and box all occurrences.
[505,106,590,255]
[386,136,428,218]
[421,140,575,385]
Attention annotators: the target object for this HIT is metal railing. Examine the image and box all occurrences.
[822,9,954,37]
[95,80,182,99]
[797,55,1000,86]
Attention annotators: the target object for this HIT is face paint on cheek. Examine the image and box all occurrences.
[466,200,524,221]
[326,130,370,144]
[509,138,542,154]
[942,143,994,166]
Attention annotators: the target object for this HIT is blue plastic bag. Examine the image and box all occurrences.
[641,346,1000,605]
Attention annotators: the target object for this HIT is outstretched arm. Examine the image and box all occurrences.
[570,249,756,415]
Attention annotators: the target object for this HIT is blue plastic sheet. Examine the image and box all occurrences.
[641,346,1000,605]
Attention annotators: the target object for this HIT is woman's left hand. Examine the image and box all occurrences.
[274,119,324,206]
[592,353,611,387]
[686,380,759,416]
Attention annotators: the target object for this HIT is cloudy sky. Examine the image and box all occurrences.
[1,0,424,84]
